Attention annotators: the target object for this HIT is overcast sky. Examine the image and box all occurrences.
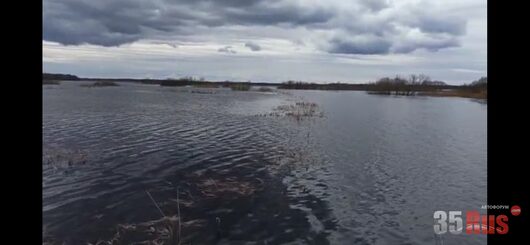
[43,0,486,84]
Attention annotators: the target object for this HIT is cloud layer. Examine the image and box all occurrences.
[43,0,486,83]
[44,0,471,54]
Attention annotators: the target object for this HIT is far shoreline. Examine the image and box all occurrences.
[43,73,487,101]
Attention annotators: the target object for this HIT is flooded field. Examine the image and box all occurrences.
[43,81,487,244]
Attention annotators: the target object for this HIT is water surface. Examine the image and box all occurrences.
[43,81,486,244]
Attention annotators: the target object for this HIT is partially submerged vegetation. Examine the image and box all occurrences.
[367,74,437,96]
[159,77,257,92]
[79,174,263,244]
[258,102,324,121]
[229,82,251,91]
[417,77,487,99]
[279,75,487,100]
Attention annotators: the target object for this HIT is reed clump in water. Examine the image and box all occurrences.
[89,175,262,244]
[257,102,324,121]
[95,215,208,245]
[94,191,186,245]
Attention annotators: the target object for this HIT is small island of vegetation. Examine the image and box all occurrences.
[43,73,80,81]
[159,77,252,91]
[229,83,251,91]
[43,73,79,85]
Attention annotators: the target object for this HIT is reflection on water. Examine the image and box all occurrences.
[43,82,486,244]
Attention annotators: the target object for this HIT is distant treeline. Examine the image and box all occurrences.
[42,73,279,87]
[277,74,486,99]
[158,77,273,88]
[280,74,484,89]
[43,73,79,81]
[366,74,452,96]
[278,74,455,92]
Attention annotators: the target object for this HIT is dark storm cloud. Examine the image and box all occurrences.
[245,42,261,51]
[327,37,392,55]
[327,33,461,55]
[323,1,467,55]
[43,0,333,46]
[221,5,333,26]
[44,0,159,46]
[43,0,468,54]
[415,16,466,35]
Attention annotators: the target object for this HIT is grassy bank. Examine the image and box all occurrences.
[418,89,486,100]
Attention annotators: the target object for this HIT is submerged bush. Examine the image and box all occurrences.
[229,83,251,91]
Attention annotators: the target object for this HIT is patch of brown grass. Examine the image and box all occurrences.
[419,89,486,100]
[90,216,207,245]
[196,177,258,197]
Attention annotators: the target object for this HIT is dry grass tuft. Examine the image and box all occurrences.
[196,177,258,197]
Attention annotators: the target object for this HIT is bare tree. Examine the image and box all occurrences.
[418,74,431,84]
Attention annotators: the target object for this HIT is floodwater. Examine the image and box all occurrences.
[43,81,487,244]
